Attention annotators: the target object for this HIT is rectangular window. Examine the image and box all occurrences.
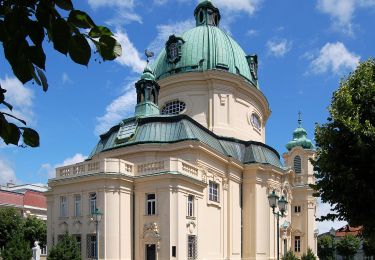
[73,234,82,252]
[209,181,219,202]
[89,193,97,215]
[60,196,67,217]
[294,206,301,213]
[172,246,176,257]
[87,234,97,258]
[187,235,197,260]
[187,195,194,217]
[146,193,156,215]
[74,194,81,217]
[294,236,301,252]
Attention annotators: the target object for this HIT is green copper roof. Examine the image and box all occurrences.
[90,115,283,168]
[151,3,258,88]
[286,115,315,151]
[140,65,155,81]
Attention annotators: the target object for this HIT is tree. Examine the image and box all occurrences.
[24,215,47,247]
[301,248,316,260]
[47,233,81,260]
[0,208,23,248]
[312,59,375,234]
[336,234,360,260]
[0,0,122,147]
[282,250,299,260]
[0,233,32,260]
[317,234,335,260]
[363,236,375,257]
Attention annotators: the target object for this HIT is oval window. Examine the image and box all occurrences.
[250,113,261,130]
[161,100,186,115]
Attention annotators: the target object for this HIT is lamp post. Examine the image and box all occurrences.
[92,208,103,260]
[268,190,288,260]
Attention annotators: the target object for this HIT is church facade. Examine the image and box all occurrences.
[46,1,318,259]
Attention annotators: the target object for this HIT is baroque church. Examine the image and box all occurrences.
[46,1,318,259]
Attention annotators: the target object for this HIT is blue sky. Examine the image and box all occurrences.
[1,0,374,232]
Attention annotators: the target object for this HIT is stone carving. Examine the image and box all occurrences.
[223,177,229,190]
[186,221,196,234]
[143,222,161,249]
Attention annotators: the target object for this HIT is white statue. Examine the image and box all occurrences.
[31,241,41,260]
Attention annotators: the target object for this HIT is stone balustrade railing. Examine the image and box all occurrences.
[55,158,202,181]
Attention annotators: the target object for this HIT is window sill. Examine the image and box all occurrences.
[186,216,196,220]
[207,200,221,208]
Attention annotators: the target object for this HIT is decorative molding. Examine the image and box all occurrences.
[143,222,161,249]
[223,177,229,190]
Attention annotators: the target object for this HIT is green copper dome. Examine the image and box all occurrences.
[140,65,156,81]
[152,1,259,88]
[286,115,315,151]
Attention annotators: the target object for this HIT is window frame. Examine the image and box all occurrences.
[187,235,197,260]
[87,234,97,258]
[294,236,301,252]
[146,193,156,215]
[74,194,81,217]
[161,100,186,115]
[89,193,97,215]
[294,205,301,213]
[187,195,194,217]
[208,181,220,203]
[60,196,68,217]
[293,156,302,174]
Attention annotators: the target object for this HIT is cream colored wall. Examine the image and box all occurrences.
[283,147,317,257]
[157,71,270,143]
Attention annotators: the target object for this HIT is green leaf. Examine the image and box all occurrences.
[1,122,21,145]
[68,10,96,29]
[28,46,46,70]
[0,20,5,42]
[27,20,45,46]
[52,18,72,55]
[68,34,91,65]
[98,36,122,61]
[55,0,73,11]
[2,112,26,125]
[2,101,13,111]
[88,26,113,38]
[21,127,40,147]
[36,67,48,92]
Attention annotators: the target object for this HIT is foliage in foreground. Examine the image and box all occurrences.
[301,248,316,260]
[312,58,375,236]
[47,233,81,260]
[0,0,122,147]
[1,233,33,260]
[317,234,335,260]
[282,250,299,260]
[336,234,360,259]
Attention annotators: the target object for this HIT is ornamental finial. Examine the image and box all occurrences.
[298,111,302,127]
[144,49,154,64]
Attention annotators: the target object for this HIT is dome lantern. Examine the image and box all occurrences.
[286,112,315,151]
[194,0,221,27]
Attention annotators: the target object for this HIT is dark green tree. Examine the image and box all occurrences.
[0,233,32,260]
[0,208,23,248]
[47,233,81,260]
[312,59,375,234]
[317,234,335,260]
[363,236,375,257]
[301,248,316,260]
[282,250,299,260]
[336,234,360,260]
[0,0,122,147]
[24,215,47,247]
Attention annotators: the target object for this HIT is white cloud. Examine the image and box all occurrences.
[246,29,258,37]
[310,42,360,74]
[266,39,292,57]
[0,76,35,126]
[316,198,347,234]
[0,158,17,185]
[148,19,195,55]
[213,0,263,15]
[42,153,87,178]
[95,81,137,135]
[114,30,147,73]
[317,0,375,34]
[106,10,143,25]
[62,72,73,85]
[88,0,134,9]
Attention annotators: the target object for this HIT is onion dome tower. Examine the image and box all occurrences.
[286,113,314,151]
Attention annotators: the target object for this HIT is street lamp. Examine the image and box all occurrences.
[92,208,103,260]
[268,190,288,260]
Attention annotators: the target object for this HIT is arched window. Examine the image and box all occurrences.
[293,156,302,174]
[250,113,262,131]
[161,100,186,115]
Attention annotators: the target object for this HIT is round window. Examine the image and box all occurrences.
[161,100,186,115]
[251,113,262,130]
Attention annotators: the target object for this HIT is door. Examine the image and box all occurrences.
[146,244,156,260]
